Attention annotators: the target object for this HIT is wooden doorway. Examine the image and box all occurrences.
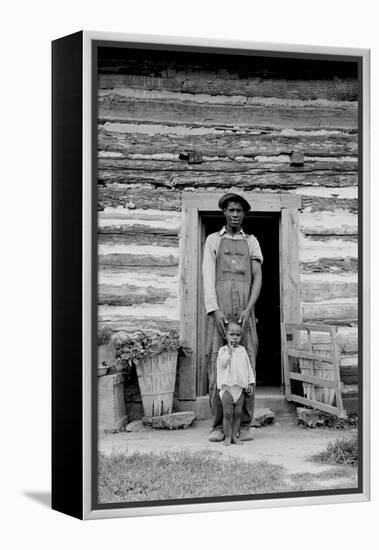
[178,192,301,401]
[197,212,281,395]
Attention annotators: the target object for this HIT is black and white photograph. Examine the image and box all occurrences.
[94,41,364,508]
[4,0,379,543]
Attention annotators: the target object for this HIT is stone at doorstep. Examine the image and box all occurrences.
[251,408,276,427]
[143,411,196,430]
[296,407,326,428]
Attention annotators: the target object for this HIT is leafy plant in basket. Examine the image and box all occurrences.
[110,330,192,417]
[109,330,191,378]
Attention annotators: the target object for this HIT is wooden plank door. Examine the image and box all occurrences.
[178,206,198,399]
[197,220,208,395]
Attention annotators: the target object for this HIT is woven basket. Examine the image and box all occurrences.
[136,351,178,417]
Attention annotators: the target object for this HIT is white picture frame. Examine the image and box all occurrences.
[52,31,370,520]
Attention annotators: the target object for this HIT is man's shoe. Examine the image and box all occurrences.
[239,428,254,441]
[209,430,224,442]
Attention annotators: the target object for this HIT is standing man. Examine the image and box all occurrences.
[202,193,263,442]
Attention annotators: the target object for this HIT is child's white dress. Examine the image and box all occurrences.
[216,345,255,403]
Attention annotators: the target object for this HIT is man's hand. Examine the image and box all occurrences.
[246,383,254,396]
[238,308,251,336]
[212,309,228,339]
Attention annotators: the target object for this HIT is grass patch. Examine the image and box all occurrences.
[310,433,358,467]
[98,450,289,503]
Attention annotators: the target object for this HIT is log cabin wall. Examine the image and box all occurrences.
[97,48,359,404]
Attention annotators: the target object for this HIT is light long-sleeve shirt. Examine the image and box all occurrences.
[202,226,263,314]
[216,345,255,390]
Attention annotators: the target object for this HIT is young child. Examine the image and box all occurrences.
[216,322,255,446]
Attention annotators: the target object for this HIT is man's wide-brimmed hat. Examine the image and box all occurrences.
[218,193,251,212]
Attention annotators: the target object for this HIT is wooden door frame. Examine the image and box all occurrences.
[178,191,301,400]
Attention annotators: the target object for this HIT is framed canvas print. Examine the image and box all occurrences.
[52,31,370,520]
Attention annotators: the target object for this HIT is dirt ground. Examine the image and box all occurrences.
[99,418,358,491]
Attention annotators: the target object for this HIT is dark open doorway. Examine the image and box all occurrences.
[198,212,281,391]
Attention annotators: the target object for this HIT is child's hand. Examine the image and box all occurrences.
[246,384,253,395]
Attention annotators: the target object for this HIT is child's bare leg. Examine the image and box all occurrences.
[232,394,244,445]
[221,391,233,446]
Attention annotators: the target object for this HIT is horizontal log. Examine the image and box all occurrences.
[99,243,179,267]
[300,274,357,302]
[98,212,180,245]
[301,195,357,213]
[99,208,181,223]
[98,169,358,189]
[101,122,358,139]
[98,231,179,247]
[302,299,357,322]
[299,236,357,262]
[99,317,180,333]
[98,303,180,333]
[99,253,179,267]
[98,88,357,107]
[98,184,182,211]
[301,258,358,274]
[98,94,357,130]
[98,283,176,306]
[99,242,178,254]
[294,185,357,199]
[301,320,357,328]
[302,235,357,244]
[98,157,358,174]
[97,183,358,213]
[99,266,177,284]
[99,223,179,235]
[99,264,178,278]
[300,210,357,236]
[98,265,178,307]
[98,72,359,101]
[98,127,358,158]
[99,303,179,319]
